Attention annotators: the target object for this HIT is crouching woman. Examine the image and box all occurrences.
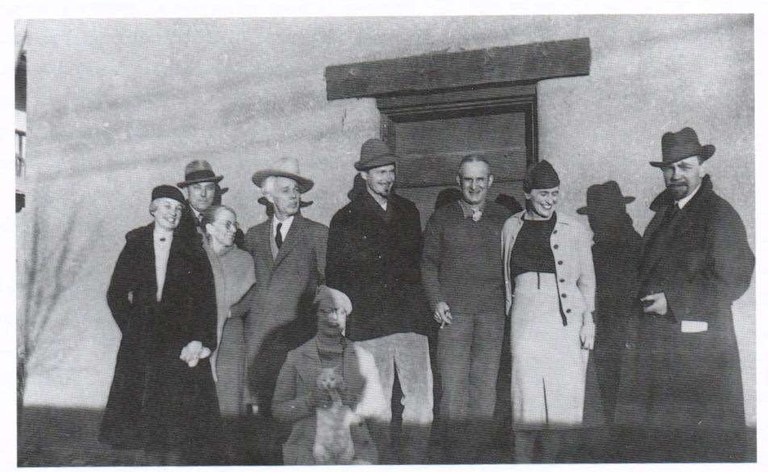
[272,286,388,465]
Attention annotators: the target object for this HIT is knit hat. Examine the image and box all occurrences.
[314,285,353,315]
[151,185,186,205]
[523,160,560,193]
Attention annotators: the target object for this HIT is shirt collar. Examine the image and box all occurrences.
[365,186,388,211]
[153,226,173,243]
[273,215,295,234]
[676,180,703,209]
[458,199,486,219]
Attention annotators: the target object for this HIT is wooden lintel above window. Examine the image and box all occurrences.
[325,37,590,100]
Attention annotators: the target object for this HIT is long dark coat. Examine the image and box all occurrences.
[100,223,221,456]
[326,190,430,342]
[240,214,328,414]
[615,175,754,429]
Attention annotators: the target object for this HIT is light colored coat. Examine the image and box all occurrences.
[502,211,596,321]
[240,214,328,410]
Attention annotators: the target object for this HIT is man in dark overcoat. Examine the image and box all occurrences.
[326,138,433,464]
[614,128,754,460]
[100,185,220,465]
[239,157,328,463]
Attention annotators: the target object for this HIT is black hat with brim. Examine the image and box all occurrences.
[650,127,715,168]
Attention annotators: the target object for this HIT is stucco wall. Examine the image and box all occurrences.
[18,15,754,424]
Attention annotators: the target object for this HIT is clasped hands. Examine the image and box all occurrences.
[433,301,452,329]
[179,340,212,367]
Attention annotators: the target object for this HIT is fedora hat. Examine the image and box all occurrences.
[650,127,715,168]
[577,181,635,215]
[354,138,398,171]
[177,160,224,188]
[251,157,314,194]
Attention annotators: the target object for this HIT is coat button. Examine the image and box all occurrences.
[566,308,571,313]
[561,293,567,298]
[553,230,558,234]
[557,260,563,265]
[559,278,565,283]
[553,244,559,249]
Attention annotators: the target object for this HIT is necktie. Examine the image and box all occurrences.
[197,213,204,227]
[275,222,283,249]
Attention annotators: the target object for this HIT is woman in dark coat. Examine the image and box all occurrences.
[99,185,221,465]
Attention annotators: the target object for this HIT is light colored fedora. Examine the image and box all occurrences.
[251,157,314,194]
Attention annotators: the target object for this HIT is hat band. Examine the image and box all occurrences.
[184,170,217,182]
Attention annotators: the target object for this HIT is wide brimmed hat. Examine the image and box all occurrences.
[577,181,635,215]
[523,160,560,193]
[258,196,313,208]
[177,160,223,188]
[251,157,314,194]
[354,138,398,171]
[151,184,185,205]
[650,127,715,168]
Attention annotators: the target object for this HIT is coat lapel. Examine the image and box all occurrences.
[141,225,159,299]
[273,215,305,268]
[253,221,275,272]
[295,342,321,384]
[640,177,711,280]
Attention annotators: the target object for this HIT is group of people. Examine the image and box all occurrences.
[98,126,754,465]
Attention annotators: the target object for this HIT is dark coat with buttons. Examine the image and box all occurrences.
[614,175,754,429]
[326,190,430,341]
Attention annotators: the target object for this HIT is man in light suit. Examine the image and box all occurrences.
[240,157,328,464]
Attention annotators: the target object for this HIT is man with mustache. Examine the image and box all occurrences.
[326,138,433,464]
[615,127,754,460]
